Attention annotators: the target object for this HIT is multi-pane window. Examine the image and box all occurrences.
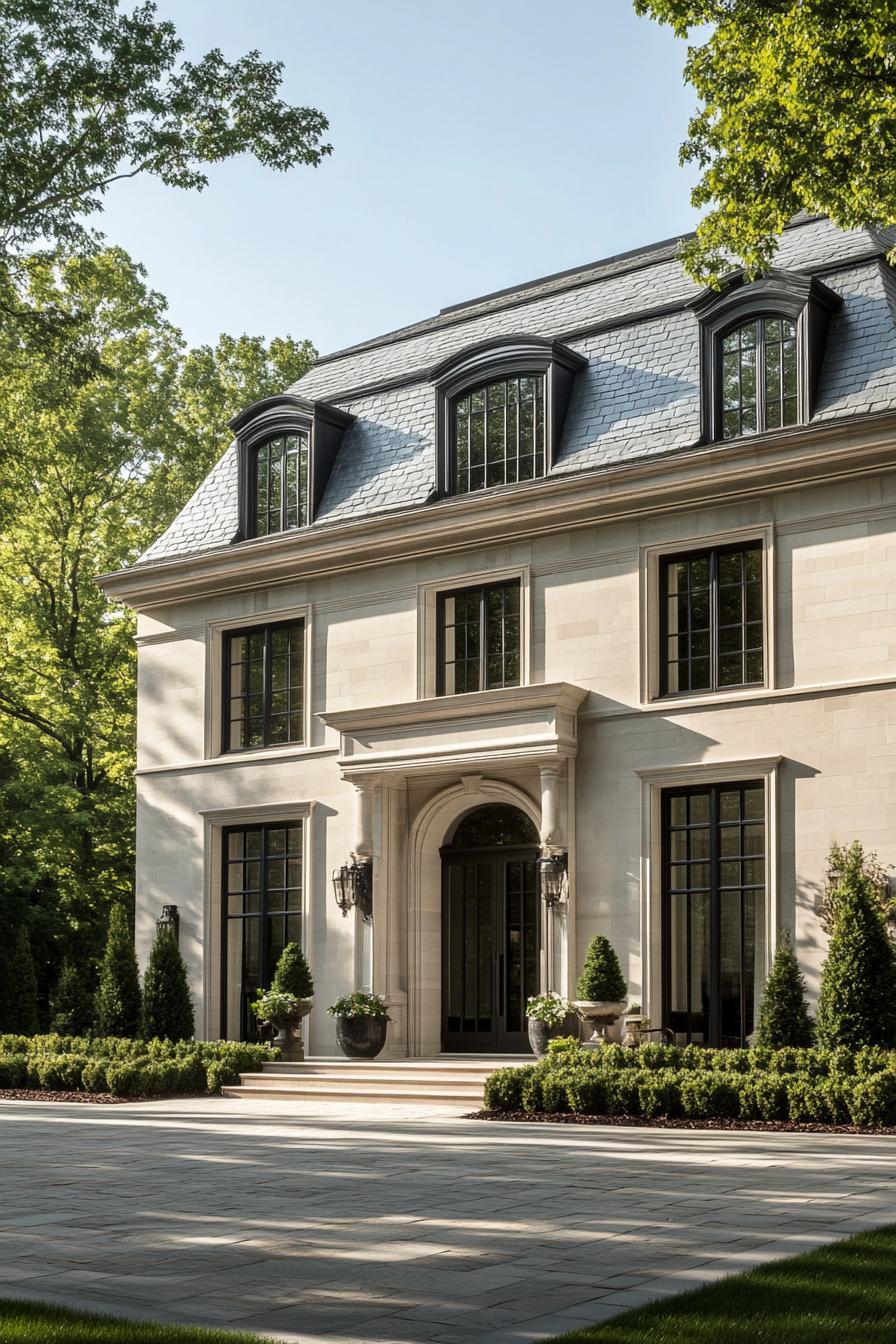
[721,317,798,439]
[437,581,521,695]
[224,620,304,751]
[661,543,763,695]
[663,782,765,1048]
[254,432,309,535]
[224,822,303,1040]
[453,376,545,494]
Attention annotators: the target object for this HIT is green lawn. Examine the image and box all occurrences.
[0,1300,262,1343]
[2,1227,895,1342]
[550,1225,896,1343]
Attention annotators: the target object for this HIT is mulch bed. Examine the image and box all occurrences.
[0,1089,164,1104]
[468,1109,896,1135]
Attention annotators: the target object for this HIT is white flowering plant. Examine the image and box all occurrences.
[526,991,572,1026]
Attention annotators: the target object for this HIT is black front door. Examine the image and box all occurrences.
[441,805,540,1053]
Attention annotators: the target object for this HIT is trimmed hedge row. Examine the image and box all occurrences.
[482,1040,896,1127]
[0,1035,278,1097]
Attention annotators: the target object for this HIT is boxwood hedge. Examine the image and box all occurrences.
[0,1035,277,1097]
[481,1038,896,1127]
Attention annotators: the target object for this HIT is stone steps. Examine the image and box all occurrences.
[221,1055,529,1105]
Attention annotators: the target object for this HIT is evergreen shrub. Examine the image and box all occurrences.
[0,1054,27,1087]
[94,905,142,1038]
[754,930,815,1049]
[576,935,627,1001]
[816,843,896,1050]
[0,927,39,1034]
[482,1066,528,1112]
[270,942,314,998]
[49,959,96,1036]
[142,927,194,1041]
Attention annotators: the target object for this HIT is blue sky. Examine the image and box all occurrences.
[98,0,701,357]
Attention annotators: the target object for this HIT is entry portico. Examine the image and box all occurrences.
[320,682,587,1057]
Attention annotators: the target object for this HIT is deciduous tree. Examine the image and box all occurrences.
[633,1,896,282]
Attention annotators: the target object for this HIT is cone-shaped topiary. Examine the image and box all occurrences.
[754,929,814,1049]
[816,844,896,1050]
[49,957,96,1036]
[142,927,194,1041]
[0,925,38,1034]
[94,905,142,1038]
[270,942,314,999]
[576,934,627,1002]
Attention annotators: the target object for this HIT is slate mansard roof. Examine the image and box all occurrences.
[141,217,896,566]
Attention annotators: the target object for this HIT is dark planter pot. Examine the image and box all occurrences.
[336,1014,388,1059]
[527,1014,577,1058]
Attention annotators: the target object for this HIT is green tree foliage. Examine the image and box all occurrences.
[0,0,330,258]
[0,248,315,985]
[49,957,96,1035]
[93,903,141,1037]
[816,844,896,1050]
[633,1,896,282]
[0,924,39,1032]
[754,929,814,1049]
[270,942,314,1000]
[576,935,627,1002]
[142,927,194,1041]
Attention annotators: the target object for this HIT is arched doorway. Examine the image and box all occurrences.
[441,803,540,1053]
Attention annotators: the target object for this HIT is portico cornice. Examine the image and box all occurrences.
[98,409,896,610]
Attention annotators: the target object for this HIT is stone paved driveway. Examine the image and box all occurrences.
[1,1097,895,1343]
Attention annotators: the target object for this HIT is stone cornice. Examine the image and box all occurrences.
[319,682,589,734]
[98,409,896,610]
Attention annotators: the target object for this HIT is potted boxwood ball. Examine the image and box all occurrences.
[328,991,390,1059]
[573,934,627,1047]
[525,991,576,1057]
[250,942,314,1061]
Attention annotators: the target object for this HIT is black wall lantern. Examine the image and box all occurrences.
[332,857,373,923]
[537,851,568,908]
[157,904,180,943]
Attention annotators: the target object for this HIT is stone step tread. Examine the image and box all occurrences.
[222,1085,482,1103]
[252,1068,498,1081]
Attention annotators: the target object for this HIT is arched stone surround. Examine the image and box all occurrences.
[406,775,542,1057]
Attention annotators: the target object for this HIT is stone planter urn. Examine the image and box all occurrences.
[574,1000,627,1048]
[336,1014,388,1059]
[527,1014,578,1058]
[272,998,313,1062]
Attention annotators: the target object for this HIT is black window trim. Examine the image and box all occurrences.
[435,578,522,696]
[222,616,306,754]
[694,269,841,444]
[660,779,766,1049]
[659,539,765,698]
[251,430,311,536]
[431,335,586,497]
[716,312,799,440]
[220,818,305,1042]
[231,394,355,542]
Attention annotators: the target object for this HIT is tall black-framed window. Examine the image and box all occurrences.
[452,375,545,494]
[254,432,310,535]
[721,316,797,440]
[662,781,766,1048]
[660,542,764,695]
[224,620,304,752]
[223,821,303,1041]
[436,580,521,696]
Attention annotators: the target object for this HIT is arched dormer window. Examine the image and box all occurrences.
[230,394,354,541]
[431,336,586,497]
[695,271,841,444]
[721,316,797,439]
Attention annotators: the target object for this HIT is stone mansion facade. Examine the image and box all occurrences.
[101,216,896,1057]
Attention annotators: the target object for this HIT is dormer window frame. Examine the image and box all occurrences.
[231,394,355,542]
[431,336,587,497]
[695,270,841,445]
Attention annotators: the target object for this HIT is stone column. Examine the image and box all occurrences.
[352,781,374,991]
[539,765,565,994]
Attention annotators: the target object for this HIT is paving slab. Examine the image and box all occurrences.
[0,1096,895,1343]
